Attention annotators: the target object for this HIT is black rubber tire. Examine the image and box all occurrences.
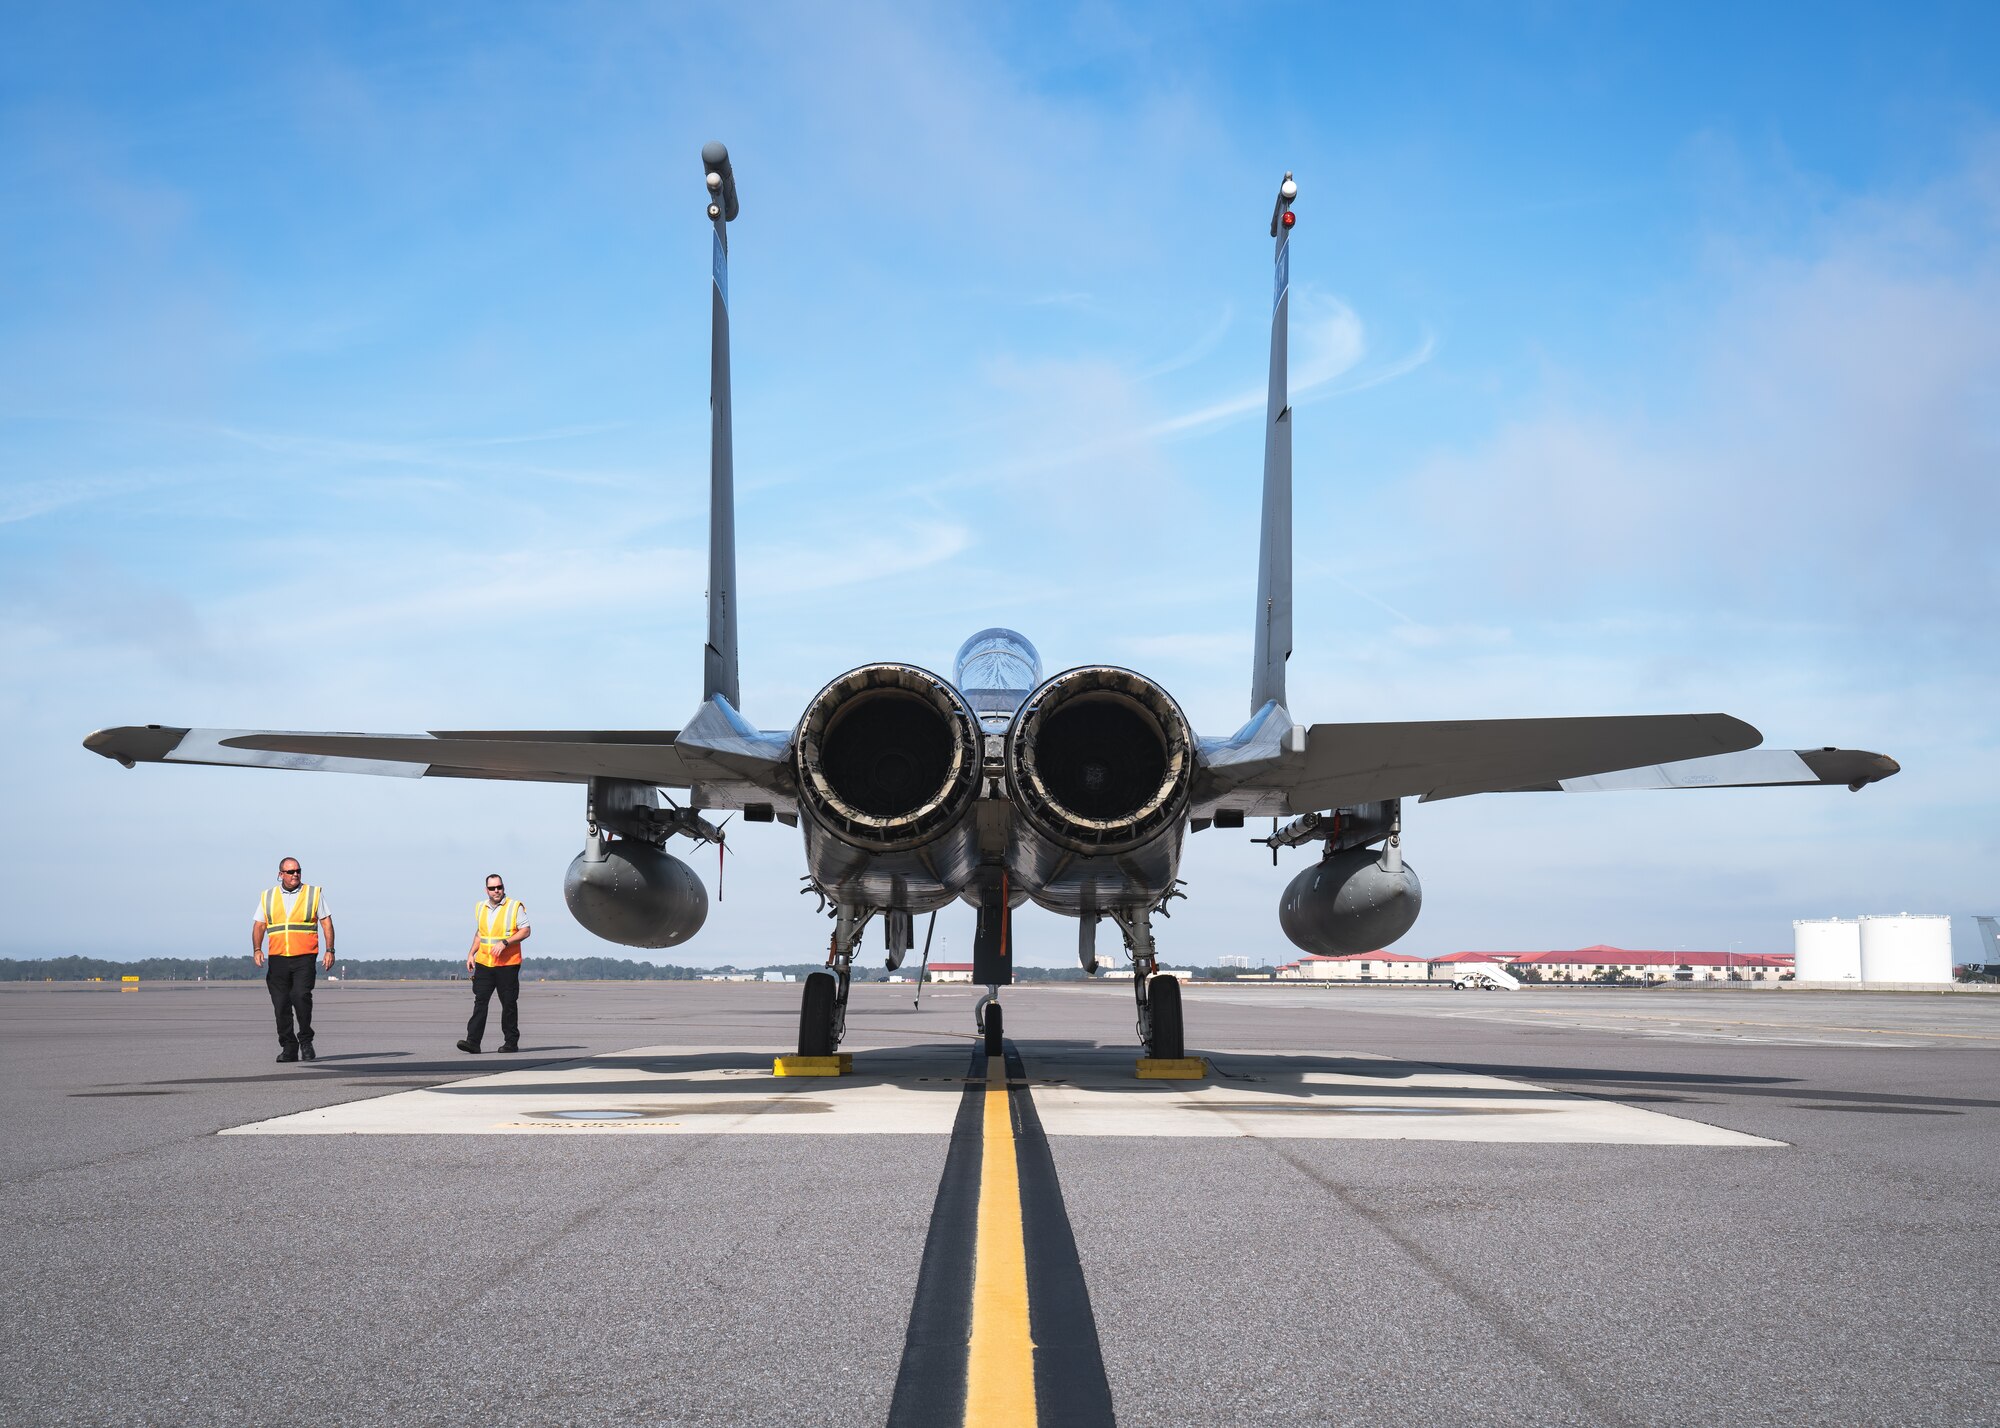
[799,972,838,1056]
[983,1000,1004,1059]
[1147,974,1184,1059]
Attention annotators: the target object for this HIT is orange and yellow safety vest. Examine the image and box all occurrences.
[475,898,524,968]
[261,885,323,957]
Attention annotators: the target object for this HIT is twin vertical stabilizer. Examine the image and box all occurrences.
[1251,172,1299,716]
[702,142,741,711]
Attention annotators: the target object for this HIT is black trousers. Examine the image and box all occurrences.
[466,963,520,1048]
[266,956,317,1049]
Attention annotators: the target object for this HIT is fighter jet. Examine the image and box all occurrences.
[85,145,1899,1060]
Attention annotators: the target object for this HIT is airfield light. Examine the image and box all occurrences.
[1280,179,1297,200]
[709,203,722,219]
[1281,210,1296,228]
[706,171,722,191]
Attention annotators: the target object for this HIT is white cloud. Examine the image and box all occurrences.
[1408,151,2000,638]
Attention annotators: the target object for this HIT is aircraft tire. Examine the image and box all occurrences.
[1148,974,1184,1059]
[799,971,838,1057]
[983,1000,1004,1059]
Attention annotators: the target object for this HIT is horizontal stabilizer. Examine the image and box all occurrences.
[1280,713,1762,811]
[1462,746,1901,797]
[84,726,693,786]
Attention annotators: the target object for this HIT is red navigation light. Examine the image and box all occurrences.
[1281,210,1296,229]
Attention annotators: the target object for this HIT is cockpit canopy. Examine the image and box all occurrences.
[953,628,1042,726]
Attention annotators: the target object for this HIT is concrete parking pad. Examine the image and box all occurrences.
[220,1038,1778,1145]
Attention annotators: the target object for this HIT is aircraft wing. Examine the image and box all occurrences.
[1220,712,1770,813]
[83,725,695,786]
[1454,745,1901,797]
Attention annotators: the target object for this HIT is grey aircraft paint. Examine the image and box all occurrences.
[81,154,1903,1056]
[1251,173,1296,717]
[703,141,740,713]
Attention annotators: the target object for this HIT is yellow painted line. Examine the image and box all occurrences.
[965,1055,1036,1428]
[1516,1010,2000,1042]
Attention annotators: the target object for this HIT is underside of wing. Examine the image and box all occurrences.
[1275,712,1764,812]
[83,726,694,786]
[1466,745,1901,797]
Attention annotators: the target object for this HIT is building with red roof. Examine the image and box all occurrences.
[1491,945,1791,983]
[1266,945,1794,985]
[1275,950,1432,982]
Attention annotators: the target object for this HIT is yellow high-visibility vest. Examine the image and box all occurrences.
[262,886,322,957]
[475,898,524,968]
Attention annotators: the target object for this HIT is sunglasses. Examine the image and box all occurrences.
[487,884,505,892]
[281,869,302,876]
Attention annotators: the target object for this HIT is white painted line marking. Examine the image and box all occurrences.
[1029,1048,1778,1146]
[222,1043,1779,1146]
[221,1044,968,1137]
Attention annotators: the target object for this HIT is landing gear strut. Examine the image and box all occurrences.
[1111,907,1184,1059]
[797,903,870,1056]
[973,869,1012,1057]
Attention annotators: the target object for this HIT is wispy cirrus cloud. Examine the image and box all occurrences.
[213,423,647,489]
[914,290,1435,501]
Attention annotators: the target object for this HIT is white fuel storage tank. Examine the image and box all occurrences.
[1792,918,1861,981]
[1857,914,1954,984]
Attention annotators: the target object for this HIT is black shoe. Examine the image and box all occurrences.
[299,1043,316,1062]
[456,1039,481,1054]
[499,1043,521,1053]
[276,1049,299,1063]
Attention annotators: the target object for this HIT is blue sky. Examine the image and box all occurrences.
[4,2,1995,966]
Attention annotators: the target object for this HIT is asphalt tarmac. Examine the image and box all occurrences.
[3,978,1997,1427]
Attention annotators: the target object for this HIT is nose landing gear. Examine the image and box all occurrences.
[977,994,1004,1057]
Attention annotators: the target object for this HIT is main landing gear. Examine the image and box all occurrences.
[1144,975,1184,1060]
[798,904,868,1057]
[798,966,846,1057]
[1110,907,1184,1059]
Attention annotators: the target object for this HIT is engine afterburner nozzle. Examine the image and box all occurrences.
[793,664,982,854]
[1006,666,1193,855]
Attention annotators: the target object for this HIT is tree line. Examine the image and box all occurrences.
[0,956,1281,983]
[0,955,712,982]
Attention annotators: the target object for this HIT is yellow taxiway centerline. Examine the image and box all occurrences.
[965,1054,1037,1428]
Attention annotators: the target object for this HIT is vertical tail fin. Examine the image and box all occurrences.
[1251,171,1298,715]
[1976,916,2000,966]
[702,141,741,710]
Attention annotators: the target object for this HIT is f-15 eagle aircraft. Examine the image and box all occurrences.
[85,145,1899,1061]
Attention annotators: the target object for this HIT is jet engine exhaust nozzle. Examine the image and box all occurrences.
[1007,666,1194,855]
[794,663,982,854]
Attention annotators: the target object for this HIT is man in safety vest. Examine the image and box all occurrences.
[252,857,334,1063]
[457,873,530,1054]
